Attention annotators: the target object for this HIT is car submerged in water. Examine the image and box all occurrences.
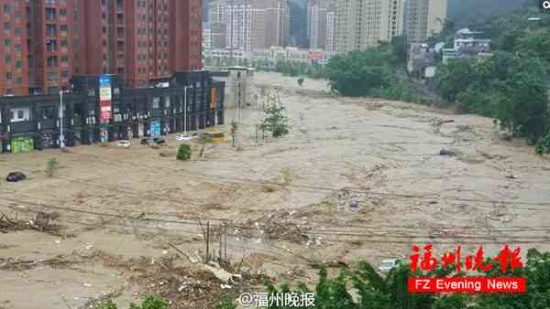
[378,259,400,273]
[6,172,26,182]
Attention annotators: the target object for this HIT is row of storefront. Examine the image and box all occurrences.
[0,71,225,153]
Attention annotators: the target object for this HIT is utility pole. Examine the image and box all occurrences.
[184,86,189,136]
[230,0,234,66]
[59,90,67,149]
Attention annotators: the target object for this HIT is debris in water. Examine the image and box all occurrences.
[440,149,457,157]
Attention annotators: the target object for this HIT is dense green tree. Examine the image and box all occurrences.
[259,250,550,309]
[434,59,476,102]
[326,49,396,97]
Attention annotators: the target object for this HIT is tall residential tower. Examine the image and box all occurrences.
[404,0,447,42]
[335,0,404,52]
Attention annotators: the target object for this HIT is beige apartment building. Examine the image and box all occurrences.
[404,0,447,42]
[252,0,290,49]
[208,0,289,51]
[335,0,404,52]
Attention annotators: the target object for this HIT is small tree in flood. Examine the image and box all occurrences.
[45,157,59,177]
[176,144,192,161]
[261,103,289,138]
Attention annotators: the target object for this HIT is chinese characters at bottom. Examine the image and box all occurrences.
[239,292,315,308]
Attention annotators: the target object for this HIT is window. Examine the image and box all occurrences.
[4,22,10,30]
[5,55,11,63]
[5,72,12,80]
[61,40,68,47]
[60,8,66,16]
[18,110,24,119]
[61,55,68,62]
[16,77,22,85]
[3,4,10,14]
[14,10,20,20]
[14,28,21,36]
[152,97,160,109]
[16,61,21,68]
[61,71,69,78]
[60,25,67,32]
[4,38,11,47]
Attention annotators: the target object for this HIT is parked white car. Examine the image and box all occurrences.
[117,140,131,147]
[377,259,400,273]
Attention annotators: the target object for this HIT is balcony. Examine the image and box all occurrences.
[45,8,56,21]
[47,56,58,68]
[10,121,36,134]
[38,119,57,130]
[45,40,57,52]
[47,71,58,83]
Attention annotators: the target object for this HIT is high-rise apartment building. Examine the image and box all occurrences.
[335,0,404,52]
[307,0,336,50]
[207,0,289,51]
[27,0,75,94]
[0,0,28,96]
[75,0,202,88]
[404,0,447,42]
[225,0,253,50]
[208,0,228,48]
[251,0,289,49]
[325,4,336,51]
[1,0,202,95]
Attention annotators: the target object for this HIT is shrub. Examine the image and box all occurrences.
[45,157,59,178]
[216,297,237,309]
[95,296,168,309]
[261,103,289,138]
[177,144,192,161]
[536,133,550,155]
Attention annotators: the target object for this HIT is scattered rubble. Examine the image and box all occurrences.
[89,251,264,309]
[0,212,63,235]
[0,255,76,271]
[232,211,310,244]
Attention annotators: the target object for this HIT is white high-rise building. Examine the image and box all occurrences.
[226,0,254,50]
[206,0,289,51]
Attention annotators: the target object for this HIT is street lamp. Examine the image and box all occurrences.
[184,86,189,136]
[59,89,69,149]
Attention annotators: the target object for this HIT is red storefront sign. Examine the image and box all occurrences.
[100,100,112,121]
[307,51,323,61]
[99,75,112,121]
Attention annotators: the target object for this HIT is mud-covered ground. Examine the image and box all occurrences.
[0,72,549,308]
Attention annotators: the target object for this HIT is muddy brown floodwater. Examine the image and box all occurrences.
[0,72,549,308]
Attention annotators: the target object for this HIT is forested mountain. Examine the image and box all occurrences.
[448,0,529,26]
